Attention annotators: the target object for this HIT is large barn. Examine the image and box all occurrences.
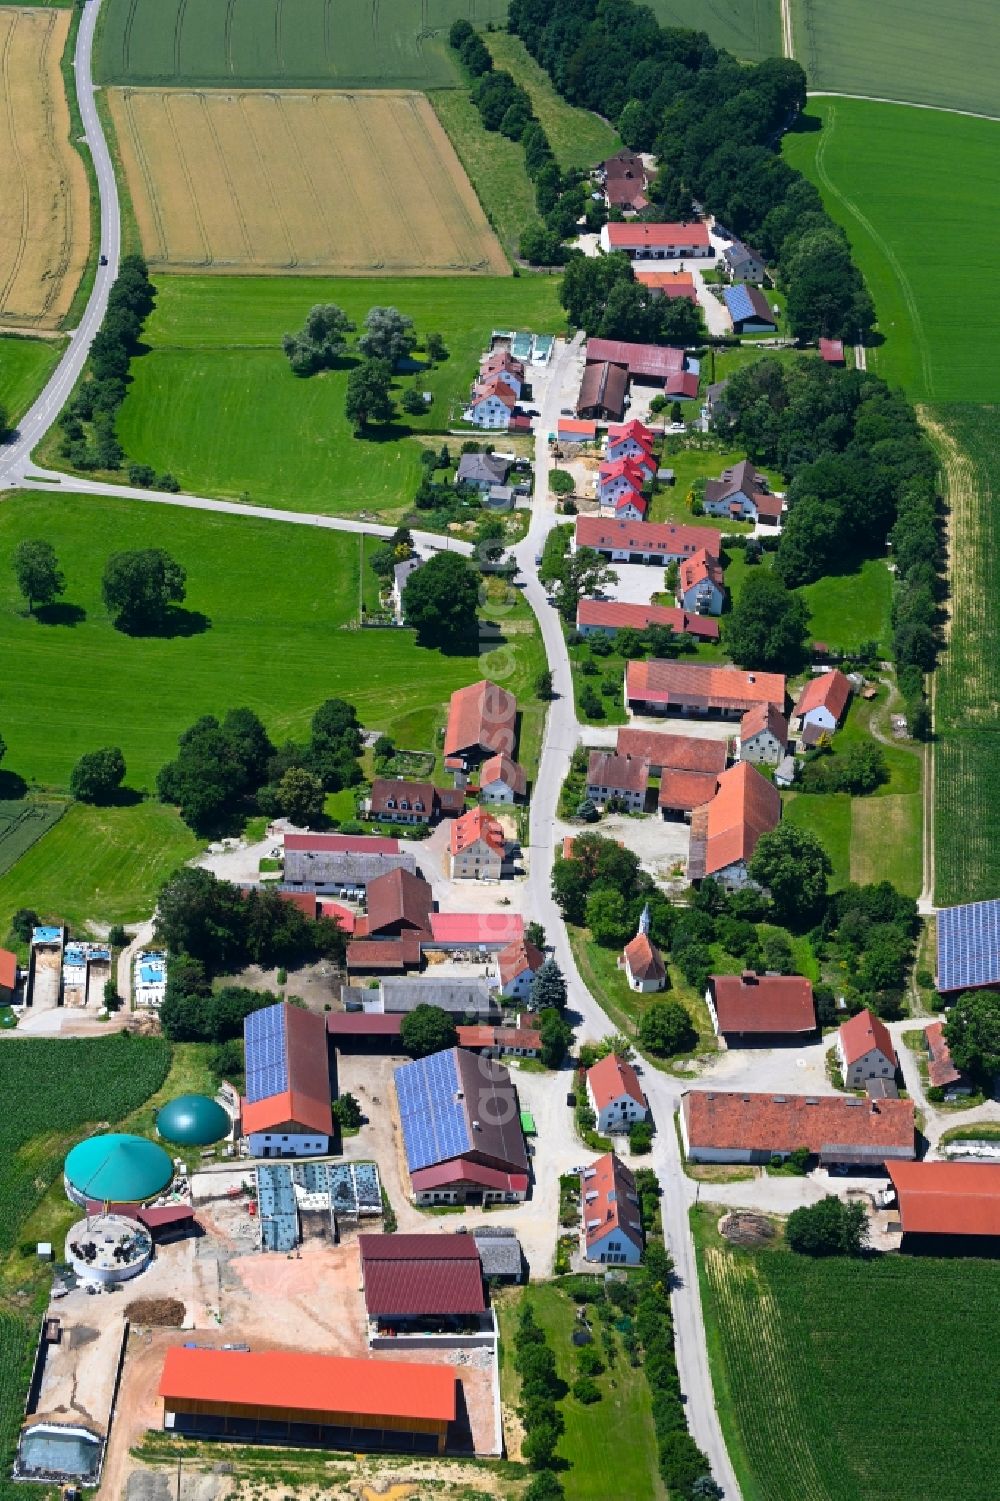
[888,1161,1000,1247]
[241,1002,333,1157]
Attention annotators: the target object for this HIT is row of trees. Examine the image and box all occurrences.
[58,254,155,470]
[157,698,362,833]
[508,1,873,341]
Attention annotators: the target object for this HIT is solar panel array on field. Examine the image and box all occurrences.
[395,1050,471,1172]
[245,1004,288,1103]
[936,898,1000,993]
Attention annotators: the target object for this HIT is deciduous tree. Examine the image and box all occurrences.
[13,539,65,614]
[102,548,186,632]
[70,747,126,804]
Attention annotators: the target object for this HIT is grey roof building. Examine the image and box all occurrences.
[473,1226,524,1282]
[283,850,416,892]
[457,453,510,490]
[379,977,499,1017]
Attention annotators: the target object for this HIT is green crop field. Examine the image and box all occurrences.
[791,0,1000,117]
[113,275,562,514]
[647,0,779,61]
[0,801,66,879]
[928,405,1000,904]
[96,0,507,89]
[783,100,999,404]
[694,1207,1000,1501]
[0,336,63,425]
[484,33,620,171]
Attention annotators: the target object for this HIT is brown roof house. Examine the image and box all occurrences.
[687,762,780,886]
[835,1009,897,1089]
[586,751,649,813]
[702,459,783,526]
[706,971,816,1044]
[581,1153,644,1265]
[478,754,527,806]
[616,728,726,820]
[449,807,506,881]
[367,779,464,825]
[738,703,788,767]
[792,669,852,734]
[444,679,517,774]
[680,1088,915,1167]
[925,1020,970,1095]
[577,360,628,422]
[599,149,649,214]
[620,906,667,993]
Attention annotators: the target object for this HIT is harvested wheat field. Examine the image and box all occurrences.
[0,6,90,327]
[109,87,509,276]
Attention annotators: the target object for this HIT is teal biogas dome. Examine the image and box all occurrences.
[155,1094,230,1147]
[64,1133,174,1206]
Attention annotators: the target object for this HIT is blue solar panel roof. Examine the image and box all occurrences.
[724,284,754,322]
[394,1048,472,1172]
[244,1003,289,1102]
[936,898,1000,993]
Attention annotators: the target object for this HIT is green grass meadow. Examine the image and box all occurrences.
[96,0,507,88]
[114,275,563,514]
[791,0,1000,117]
[484,33,621,171]
[783,100,999,403]
[431,88,541,260]
[0,337,64,426]
[647,0,779,60]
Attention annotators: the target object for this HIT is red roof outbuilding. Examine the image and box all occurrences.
[359,1233,485,1318]
[888,1161,1000,1237]
[709,972,815,1036]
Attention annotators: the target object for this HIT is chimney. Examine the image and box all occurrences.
[748,673,756,684]
[741,970,757,985]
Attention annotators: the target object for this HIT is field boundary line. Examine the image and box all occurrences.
[813,103,934,396]
[172,0,189,78]
[37,10,72,325]
[808,90,1000,124]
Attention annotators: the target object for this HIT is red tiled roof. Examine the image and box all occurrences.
[480,753,526,796]
[276,890,318,919]
[449,806,505,857]
[587,751,649,796]
[409,1160,529,1194]
[558,418,598,439]
[678,547,723,596]
[473,377,516,409]
[444,679,517,761]
[658,769,720,812]
[623,933,666,985]
[284,832,398,854]
[158,1347,456,1425]
[635,270,698,302]
[317,899,357,934]
[457,1023,542,1053]
[482,350,524,378]
[614,490,648,516]
[360,1233,485,1317]
[888,1161,1000,1236]
[709,973,815,1035]
[740,702,788,746]
[819,338,845,364]
[368,779,455,820]
[346,936,422,972]
[582,1152,643,1252]
[576,515,719,558]
[701,762,780,875]
[682,1089,915,1157]
[925,1021,962,1087]
[587,1052,646,1111]
[794,669,852,722]
[607,419,655,450]
[627,660,786,713]
[365,868,433,937]
[497,940,544,987]
[616,728,726,774]
[428,911,524,947]
[838,1008,897,1068]
[578,360,628,420]
[241,1004,332,1137]
[0,948,17,990]
[603,221,710,250]
[577,599,719,639]
[599,457,648,486]
[326,1012,404,1036]
[664,370,701,400]
[585,337,686,382]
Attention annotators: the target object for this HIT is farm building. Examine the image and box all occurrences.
[599,221,712,260]
[598,149,649,213]
[586,751,649,812]
[449,806,505,881]
[791,669,852,733]
[284,831,399,856]
[819,338,846,365]
[738,703,788,766]
[722,240,766,284]
[836,1009,897,1088]
[158,1347,455,1454]
[577,360,628,422]
[377,977,498,1019]
[472,1226,524,1283]
[133,950,166,1008]
[687,762,780,886]
[887,1161,1000,1244]
[426,911,525,952]
[156,1095,230,1147]
[586,1052,649,1135]
[702,459,782,525]
[635,270,698,301]
[64,1133,174,1208]
[676,548,725,615]
[241,1002,332,1158]
[625,660,786,719]
[557,416,598,444]
[326,1012,404,1050]
[365,779,464,826]
[935,897,1000,995]
[577,599,720,641]
[680,1089,916,1166]
[574,515,719,566]
[618,727,726,779]
[706,972,816,1044]
[584,337,692,388]
[444,679,517,770]
[582,1153,644,1266]
[723,285,777,333]
[606,419,656,470]
[925,1020,969,1093]
[621,909,667,993]
[364,868,434,939]
[478,753,526,805]
[345,937,423,975]
[394,1047,529,1204]
[456,1023,542,1058]
[0,947,19,1004]
[496,939,544,1001]
[456,453,510,491]
[282,848,415,896]
[359,1234,486,1334]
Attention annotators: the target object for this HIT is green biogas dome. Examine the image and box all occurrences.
[64,1133,174,1207]
[155,1094,230,1147]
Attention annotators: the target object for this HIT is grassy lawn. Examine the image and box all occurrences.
[781,792,852,890]
[850,794,922,896]
[691,1203,1000,1501]
[783,101,998,403]
[0,335,64,425]
[569,927,715,1058]
[484,33,620,171]
[431,88,541,261]
[800,559,892,654]
[110,275,563,514]
[496,1281,664,1500]
[790,0,999,116]
[648,442,781,528]
[707,343,806,389]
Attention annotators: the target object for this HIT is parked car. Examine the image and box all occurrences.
[99,254,108,266]
[566,1091,577,1107]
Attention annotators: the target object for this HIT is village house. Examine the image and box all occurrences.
[738,703,788,766]
[836,1009,898,1088]
[598,149,649,214]
[584,338,699,398]
[676,548,725,615]
[449,806,506,881]
[586,751,649,812]
[456,1023,542,1059]
[597,456,648,508]
[496,939,545,1001]
[479,349,524,395]
[478,753,526,805]
[635,269,698,302]
[576,360,628,422]
[612,488,648,521]
[586,1052,649,1136]
[599,220,713,261]
[791,669,852,734]
[366,778,465,826]
[575,515,720,567]
[706,971,816,1045]
[605,419,656,472]
[703,379,729,426]
[724,284,777,334]
[687,761,780,887]
[467,377,517,430]
[444,679,517,773]
[577,599,720,642]
[621,907,667,993]
[625,660,786,720]
[723,240,766,285]
[680,1088,916,1166]
[925,1020,970,1095]
[581,1153,644,1266]
[456,452,510,492]
[702,458,783,525]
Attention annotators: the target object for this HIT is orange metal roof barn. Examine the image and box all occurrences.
[0,948,17,991]
[888,1161,1000,1237]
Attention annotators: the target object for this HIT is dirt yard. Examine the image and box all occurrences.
[109,87,508,276]
[0,6,89,327]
